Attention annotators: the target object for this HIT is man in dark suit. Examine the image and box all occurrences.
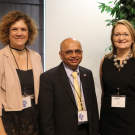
[38,38,99,135]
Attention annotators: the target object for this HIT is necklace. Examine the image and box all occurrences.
[113,51,132,69]
[9,44,25,51]
[10,48,29,96]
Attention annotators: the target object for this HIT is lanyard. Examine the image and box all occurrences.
[10,48,28,96]
[69,78,84,110]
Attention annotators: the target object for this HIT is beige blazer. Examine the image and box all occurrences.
[0,45,43,116]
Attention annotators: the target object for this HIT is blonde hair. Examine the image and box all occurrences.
[106,19,135,58]
[0,11,38,45]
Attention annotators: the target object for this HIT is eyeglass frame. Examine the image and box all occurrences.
[113,33,132,38]
[61,49,83,55]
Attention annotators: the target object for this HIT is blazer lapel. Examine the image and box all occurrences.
[28,49,39,104]
[3,46,21,85]
[79,67,89,109]
[58,63,77,109]
[29,49,37,80]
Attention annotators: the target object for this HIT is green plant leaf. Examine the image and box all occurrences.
[127,5,131,10]
[106,22,112,26]
[123,13,128,19]
[101,7,105,13]
[107,8,112,13]
[105,19,111,22]
[112,22,115,26]
[107,7,112,13]
[105,46,109,51]
[99,3,105,6]
[133,8,135,15]
[130,20,134,26]
[98,5,103,9]
[109,45,112,51]
[126,0,131,4]
[131,8,134,14]
[130,17,135,27]
[120,13,124,19]
[105,47,108,52]
[111,9,116,17]
[105,7,109,11]
[108,1,113,4]
[105,45,112,52]
[116,2,119,8]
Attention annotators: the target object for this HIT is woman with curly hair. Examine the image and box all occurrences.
[0,11,43,135]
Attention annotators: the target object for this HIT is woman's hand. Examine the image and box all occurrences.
[0,117,7,135]
[0,131,7,135]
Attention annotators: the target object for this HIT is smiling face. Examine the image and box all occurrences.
[9,19,28,49]
[59,38,83,71]
[113,24,134,51]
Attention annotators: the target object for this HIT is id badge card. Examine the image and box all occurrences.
[22,96,31,109]
[111,95,126,108]
[78,111,88,122]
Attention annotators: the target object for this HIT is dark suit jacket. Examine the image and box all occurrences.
[38,62,99,135]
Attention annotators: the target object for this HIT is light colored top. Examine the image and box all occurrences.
[0,45,43,116]
[63,63,87,110]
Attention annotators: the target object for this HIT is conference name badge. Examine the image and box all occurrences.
[111,95,126,108]
[22,96,31,109]
[78,111,88,122]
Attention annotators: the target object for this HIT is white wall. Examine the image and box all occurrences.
[46,0,113,110]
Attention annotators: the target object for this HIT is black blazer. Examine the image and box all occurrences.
[38,62,99,135]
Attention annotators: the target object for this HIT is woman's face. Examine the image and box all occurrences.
[112,24,134,51]
[9,19,28,48]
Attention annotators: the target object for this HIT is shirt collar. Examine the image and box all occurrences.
[63,62,80,78]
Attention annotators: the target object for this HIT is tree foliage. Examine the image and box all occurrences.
[98,0,135,28]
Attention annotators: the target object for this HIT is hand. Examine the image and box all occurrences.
[0,117,7,135]
[0,132,7,135]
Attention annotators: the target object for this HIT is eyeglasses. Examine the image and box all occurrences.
[113,33,131,38]
[61,49,83,55]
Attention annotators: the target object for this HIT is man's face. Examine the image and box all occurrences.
[59,40,83,71]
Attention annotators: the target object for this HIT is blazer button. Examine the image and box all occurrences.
[74,131,77,134]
